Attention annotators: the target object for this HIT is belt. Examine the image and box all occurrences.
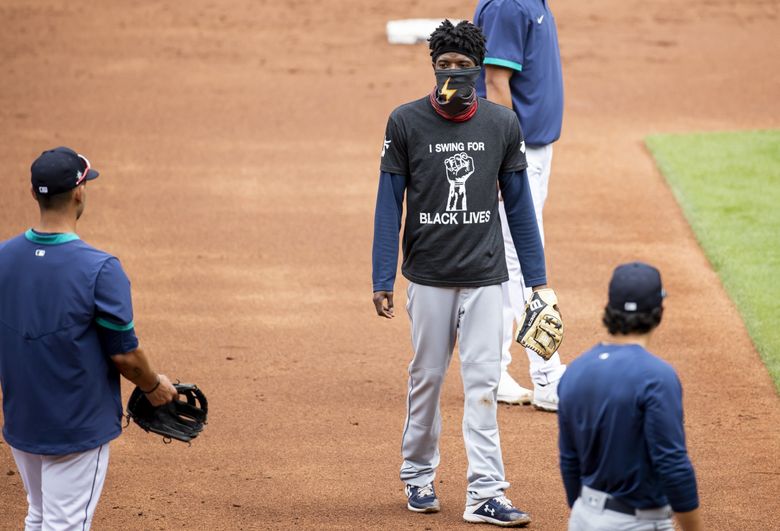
[580,486,636,515]
[603,496,636,516]
[580,486,671,519]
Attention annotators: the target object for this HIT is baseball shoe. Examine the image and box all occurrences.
[463,496,531,527]
[405,483,440,513]
[532,379,560,412]
[497,371,532,405]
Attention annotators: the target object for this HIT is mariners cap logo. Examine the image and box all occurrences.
[74,154,90,186]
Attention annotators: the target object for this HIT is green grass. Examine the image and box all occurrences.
[646,130,780,393]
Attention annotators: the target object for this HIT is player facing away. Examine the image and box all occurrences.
[0,147,178,530]
[372,20,561,527]
[557,263,703,531]
[474,0,567,409]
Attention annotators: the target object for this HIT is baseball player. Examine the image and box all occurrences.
[0,147,178,530]
[474,0,566,410]
[372,20,562,527]
[557,263,703,530]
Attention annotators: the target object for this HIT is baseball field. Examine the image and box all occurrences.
[647,130,780,392]
[1,0,778,529]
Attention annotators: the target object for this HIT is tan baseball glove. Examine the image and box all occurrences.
[516,288,564,360]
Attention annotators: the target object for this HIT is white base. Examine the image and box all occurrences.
[386,19,462,44]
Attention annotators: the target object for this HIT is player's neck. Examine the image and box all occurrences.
[603,332,652,348]
[35,211,78,234]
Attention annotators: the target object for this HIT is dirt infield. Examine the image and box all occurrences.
[1,0,778,529]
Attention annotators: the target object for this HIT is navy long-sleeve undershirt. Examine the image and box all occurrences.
[372,172,406,292]
[372,170,546,292]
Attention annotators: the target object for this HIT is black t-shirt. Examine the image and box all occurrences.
[380,97,527,287]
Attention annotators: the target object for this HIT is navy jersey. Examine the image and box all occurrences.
[558,343,699,513]
[0,230,138,455]
[475,0,564,146]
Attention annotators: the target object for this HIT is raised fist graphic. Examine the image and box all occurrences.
[444,152,475,211]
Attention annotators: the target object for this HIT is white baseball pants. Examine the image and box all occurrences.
[400,282,510,504]
[500,144,566,385]
[569,486,674,530]
[11,444,109,531]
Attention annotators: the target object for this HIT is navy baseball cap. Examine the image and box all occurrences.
[608,262,666,313]
[31,147,99,195]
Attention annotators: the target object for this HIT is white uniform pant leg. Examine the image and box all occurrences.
[498,166,566,386]
[525,144,553,243]
[457,285,510,504]
[498,199,526,373]
[11,448,44,531]
[400,283,459,487]
[12,444,110,531]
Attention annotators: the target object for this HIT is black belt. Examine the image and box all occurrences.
[603,496,636,516]
[581,487,637,515]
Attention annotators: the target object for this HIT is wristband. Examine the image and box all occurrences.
[141,375,161,394]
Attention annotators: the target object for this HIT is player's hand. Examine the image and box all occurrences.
[145,374,178,407]
[373,291,395,319]
[444,153,475,185]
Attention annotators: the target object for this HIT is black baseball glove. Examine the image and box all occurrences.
[126,383,208,443]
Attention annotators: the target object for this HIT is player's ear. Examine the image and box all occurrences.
[73,184,86,203]
[30,186,37,202]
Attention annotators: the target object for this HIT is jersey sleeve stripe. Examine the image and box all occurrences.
[484,57,523,72]
[95,317,135,331]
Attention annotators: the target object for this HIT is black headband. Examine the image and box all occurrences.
[431,46,481,66]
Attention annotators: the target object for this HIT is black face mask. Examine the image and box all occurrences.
[433,67,481,115]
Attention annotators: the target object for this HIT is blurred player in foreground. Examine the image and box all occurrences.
[558,262,703,531]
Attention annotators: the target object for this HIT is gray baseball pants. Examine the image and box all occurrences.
[400,282,510,505]
[569,486,674,530]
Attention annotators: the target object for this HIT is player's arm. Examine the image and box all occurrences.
[484,65,514,110]
[643,370,702,530]
[674,509,704,531]
[111,349,177,407]
[95,257,177,406]
[372,171,406,318]
[557,402,581,507]
[498,170,546,288]
[478,0,526,108]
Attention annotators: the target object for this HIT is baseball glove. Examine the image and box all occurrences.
[126,383,208,444]
[516,288,564,360]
